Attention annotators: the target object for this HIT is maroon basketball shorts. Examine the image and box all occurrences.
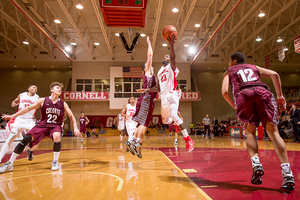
[235,87,278,128]
[26,125,63,148]
[80,126,86,134]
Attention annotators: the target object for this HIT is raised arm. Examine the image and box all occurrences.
[11,94,20,107]
[256,66,286,109]
[3,98,44,121]
[222,70,236,109]
[64,102,80,136]
[166,34,177,71]
[144,36,153,73]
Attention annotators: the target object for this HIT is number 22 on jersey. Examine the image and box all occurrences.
[237,69,257,82]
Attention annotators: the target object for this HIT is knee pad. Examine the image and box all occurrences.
[53,142,61,152]
[14,135,32,154]
[170,109,183,125]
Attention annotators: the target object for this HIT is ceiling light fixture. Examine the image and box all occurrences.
[188,46,196,54]
[258,11,265,17]
[162,43,167,47]
[65,46,71,52]
[76,1,83,9]
[172,5,179,13]
[115,33,120,36]
[184,43,189,47]
[284,46,288,51]
[94,40,100,46]
[23,39,29,45]
[256,36,262,41]
[194,23,200,28]
[140,33,146,37]
[54,18,61,24]
[71,39,76,46]
[277,37,283,42]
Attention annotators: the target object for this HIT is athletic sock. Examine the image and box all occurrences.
[175,139,177,142]
[281,163,291,174]
[53,152,60,162]
[136,137,141,144]
[181,129,189,137]
[9,152,19,164]
[251,156,261,168]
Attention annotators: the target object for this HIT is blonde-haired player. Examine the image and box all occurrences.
[0,85,39,163]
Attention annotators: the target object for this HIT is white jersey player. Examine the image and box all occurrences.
[143,34,194,152]
[0,85,39,162]
[121,97,137,143]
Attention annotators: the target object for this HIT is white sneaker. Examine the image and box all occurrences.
[174,141,178,146]
[81,138,83,143]
[51,161,59,171]
[0,162,13,173]
[282,170,295,190]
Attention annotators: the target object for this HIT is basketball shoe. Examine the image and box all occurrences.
[27,149,33,161]
[282,170,295,191]
[0,162,13,173]
[51,161,59,171]
[184,136,194,152]
[174,140,178,146]
[251,164,264,185]
[125,141,135,155]
[132,143,142,159]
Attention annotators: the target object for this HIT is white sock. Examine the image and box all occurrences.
[175,139,177,142]
[281,163,291,174]
[136,137,141,144]
[181,129,189,137]
[9,152,19,164]
[251,156,261,168]
[129,135,135,143]
[53,152,60,162]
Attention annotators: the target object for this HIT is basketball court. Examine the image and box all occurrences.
[0,135,299,199]
[0,0,300,199]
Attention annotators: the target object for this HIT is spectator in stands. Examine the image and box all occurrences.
[291,104,300,142]
[278,116,292,139]
[212,117,219,136]
[194,124,201,135]
[218,123,226,137]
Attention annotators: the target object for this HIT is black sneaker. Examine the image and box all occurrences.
[27,149,33,161]
[282,171,295,191]
[132,143,142,159]
[251,165,264,185]
[125,141,135,156]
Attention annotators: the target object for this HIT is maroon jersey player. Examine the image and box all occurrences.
[0,82,80,173]
[78,111,89,142]
[222,52,295,191]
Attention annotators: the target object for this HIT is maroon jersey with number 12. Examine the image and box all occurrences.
[36,96,65,127]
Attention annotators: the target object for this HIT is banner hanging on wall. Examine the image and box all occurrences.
[294,35,300,54]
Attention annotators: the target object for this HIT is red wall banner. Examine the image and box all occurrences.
[295,35,300,54]
[86,115,163,128]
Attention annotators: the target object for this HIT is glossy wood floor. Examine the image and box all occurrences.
[0,135,299,200]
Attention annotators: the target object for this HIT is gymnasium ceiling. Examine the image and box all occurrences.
[0,0,299,72]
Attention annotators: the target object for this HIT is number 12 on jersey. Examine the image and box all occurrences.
[237,69,257,82]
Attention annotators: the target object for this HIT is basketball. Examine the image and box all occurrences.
[162,25,177,41]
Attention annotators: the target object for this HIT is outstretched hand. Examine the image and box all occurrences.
[1,114,13,121]
[74,128,80,137]
[147,36,151,44]
[277,96,286,110]
[166,33,177,46]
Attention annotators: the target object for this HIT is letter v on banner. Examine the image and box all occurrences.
[278,46,285,62]
[294,35,300,54]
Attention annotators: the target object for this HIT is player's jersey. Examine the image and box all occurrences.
[228,64,269,99]
[36,96,65,127]
[157,63,179,95]
[18,92,39,119]
[126,104,136,122]
[79,116,87,128]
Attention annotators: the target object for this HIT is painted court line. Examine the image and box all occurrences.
[159,151,212,200]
